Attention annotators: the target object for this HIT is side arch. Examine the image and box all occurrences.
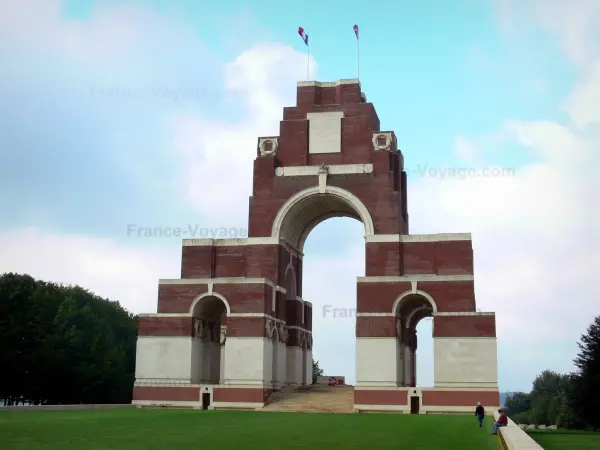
[189,291,232,316]
[271,185,376,251]
[392,290,438,317]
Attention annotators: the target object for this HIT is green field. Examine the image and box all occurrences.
[528,429,600,450]
[0,408,501,449]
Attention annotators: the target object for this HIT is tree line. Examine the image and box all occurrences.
[504,315,600,430]
[0,273,138,405]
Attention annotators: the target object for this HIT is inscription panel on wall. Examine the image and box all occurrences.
[307,111,344,154]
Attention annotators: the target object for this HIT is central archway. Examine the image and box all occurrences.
[273,186,373,387]
[271,186,375,252]
[303,217,364,385]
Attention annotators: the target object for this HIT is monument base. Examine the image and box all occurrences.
[132,382,278,410]
[132,382,500,414]
[354,386,500,414]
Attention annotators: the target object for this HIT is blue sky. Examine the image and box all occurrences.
[1,0,599,393]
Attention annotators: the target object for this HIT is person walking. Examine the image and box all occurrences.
[475,402,485,427]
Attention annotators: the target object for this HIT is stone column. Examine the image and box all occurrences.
[356,337,400,387]
[190,322,203,384]
[275,323,288,388]
[219,326,226,383]
[403,345,412,384]
[396,319,405,386]
[304,333,313,385]
[222,317,273,387]
[411,350,416,385]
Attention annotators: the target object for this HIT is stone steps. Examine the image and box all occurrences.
[262,386,355,413]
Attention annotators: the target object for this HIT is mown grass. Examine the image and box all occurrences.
[528,429,600,450]
[0,408,501,449]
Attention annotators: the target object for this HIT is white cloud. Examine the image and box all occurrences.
[493,0,600,66]
[0,228,180,314]
[453,136,482,165]
[169,44,317,226]
[564,61,600,129]
[1,0,160,62]
[532,0,600,67]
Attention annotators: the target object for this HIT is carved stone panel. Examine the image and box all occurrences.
[265,318,279,340]
[278,322,288,343]
[298,329,308,349]
[307,111,344,154]
[194,319,217,342]
[220,327,227,346]
[258,137,278,156]
[372,132,392,151]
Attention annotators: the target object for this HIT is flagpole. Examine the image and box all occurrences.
[357,35,360,80]
[307,42,310,81]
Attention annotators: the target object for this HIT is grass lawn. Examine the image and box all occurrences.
[528,429,600,450]
[0,408,502,449]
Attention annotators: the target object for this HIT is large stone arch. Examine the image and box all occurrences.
[271,185,375,253]
[270,185,373,386]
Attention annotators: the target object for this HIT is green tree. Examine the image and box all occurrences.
[528,370,571,426]
[0,273,138,405]
[312,358,324,384]
[0,273,37,405]
[504,392,531,416]
[569,315,600,429]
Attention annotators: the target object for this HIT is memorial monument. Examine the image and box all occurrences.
[132,79,500,413]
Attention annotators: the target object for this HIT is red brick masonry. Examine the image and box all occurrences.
[422,390,500,407]
[137,316,193,337]
[133,386,200,402]
[354,389,408,405]
[213,388,273,403]
[433,315,496,338]
[355,389,500,407]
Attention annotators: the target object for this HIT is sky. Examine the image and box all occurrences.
[1,0,599,393]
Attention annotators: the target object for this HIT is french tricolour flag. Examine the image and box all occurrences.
[298,27,308,46]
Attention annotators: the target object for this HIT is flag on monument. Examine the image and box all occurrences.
[353,24,359,39]
[298,27,308,45]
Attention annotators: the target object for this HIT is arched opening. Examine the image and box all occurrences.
[282,268,298,385]
[272,185,375,251]
[303,217,364,385]
[191,295,227,385]
[273,187,372,387]
[415,318,434,387]
[394,293,435,387]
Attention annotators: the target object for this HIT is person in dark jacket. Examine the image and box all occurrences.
[475,402,485,427]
